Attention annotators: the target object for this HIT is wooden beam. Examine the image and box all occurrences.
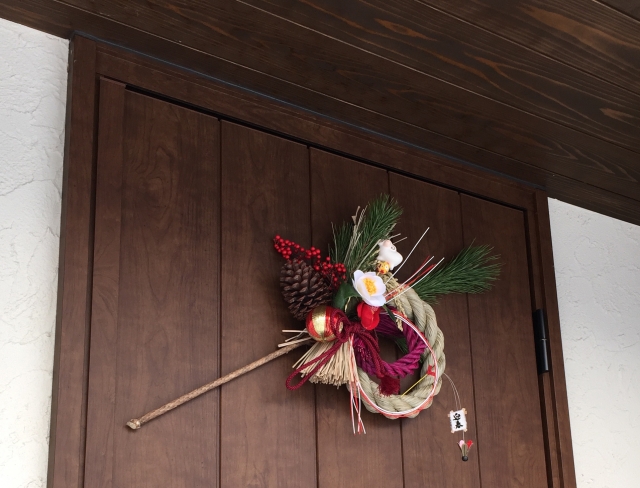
[1,0,639,226]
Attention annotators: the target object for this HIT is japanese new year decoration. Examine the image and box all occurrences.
[127,195,499,461]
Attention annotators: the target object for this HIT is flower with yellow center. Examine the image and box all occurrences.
[353,270,386,307]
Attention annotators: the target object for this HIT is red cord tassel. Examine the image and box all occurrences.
[378,375,401,396]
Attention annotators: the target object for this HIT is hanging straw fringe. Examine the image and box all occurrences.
[297,341,353,386]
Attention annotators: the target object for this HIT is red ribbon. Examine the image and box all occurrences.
[286,308,387,391]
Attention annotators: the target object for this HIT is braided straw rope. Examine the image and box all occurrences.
[356,278,445,418]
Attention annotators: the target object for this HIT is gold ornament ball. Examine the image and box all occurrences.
[306,305,338,342]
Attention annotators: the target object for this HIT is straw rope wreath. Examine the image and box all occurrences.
[355,279,445,418]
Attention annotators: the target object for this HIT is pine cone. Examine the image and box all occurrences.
[280,260,333,320]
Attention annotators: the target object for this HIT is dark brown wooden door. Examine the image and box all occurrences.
[85,79,222,487]
[85,78,547,487]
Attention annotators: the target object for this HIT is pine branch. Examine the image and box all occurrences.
[412,245,500,303]
[329,195,402,275]
[329,222,352,265]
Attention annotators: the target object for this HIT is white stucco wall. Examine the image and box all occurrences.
[0,18,69,488]
[1,16,639,488]
[549,198,640,488]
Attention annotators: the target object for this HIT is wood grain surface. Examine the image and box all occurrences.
[84,86,221,486]
[602,0,640,21]
[35,0,640,201]
[1,1,639,222]
[220,122,317,487]
[243,0,640,153]
[93,48,640,226]
[423,0,640,95]
[461,195,548,487]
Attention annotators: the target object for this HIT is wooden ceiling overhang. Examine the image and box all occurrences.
[1,0,639,224]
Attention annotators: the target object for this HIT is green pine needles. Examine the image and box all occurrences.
[412,244,500,303]
[329,194,500,303]
[329,194,402,275]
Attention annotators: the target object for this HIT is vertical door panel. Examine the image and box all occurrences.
[220,122,317,487]
[85,83,221,486]
[310,149,404,488]
[462,195,547,487]
[389,174,482,488]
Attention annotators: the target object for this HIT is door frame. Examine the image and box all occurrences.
[49,35,575,488]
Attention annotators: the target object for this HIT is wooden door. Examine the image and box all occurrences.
[85,79,221,486]
[84,78,547,487]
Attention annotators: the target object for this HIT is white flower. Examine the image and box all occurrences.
[353,270,386,307]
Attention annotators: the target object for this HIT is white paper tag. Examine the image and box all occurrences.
[449,408,467,433]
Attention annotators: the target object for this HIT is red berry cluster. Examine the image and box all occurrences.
[274,235,347,289]
[319,260,347,290]
[274,235,320,261]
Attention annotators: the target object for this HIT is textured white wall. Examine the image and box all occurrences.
[549,198,640,488]
[0,18,68,488]
[1,16,640,488]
